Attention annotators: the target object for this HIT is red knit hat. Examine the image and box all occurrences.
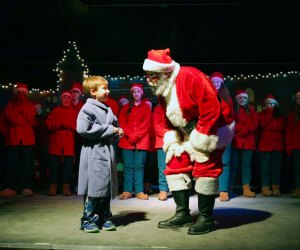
[60,91,72,100]
[70,82,83,94]
[130,83,144,94]
[143,48,176,73]
[264,94,276,104]
[210,72,224,83]
[235,90,248,99]
[15,82,28,93]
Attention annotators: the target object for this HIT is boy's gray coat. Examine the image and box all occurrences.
[76,98,119,198]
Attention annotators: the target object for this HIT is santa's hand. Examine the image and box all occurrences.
[193,150,210,163]
[183,141,195,162]
[183,141,210,163]
[165,143,184,163]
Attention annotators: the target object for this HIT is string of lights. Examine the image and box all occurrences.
[0,40,299,94]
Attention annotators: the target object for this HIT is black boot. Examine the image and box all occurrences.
[188,194,216,235]
[158,190,193,228]
[80,196,100,233]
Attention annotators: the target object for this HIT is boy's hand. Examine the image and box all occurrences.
[113,127,124,137]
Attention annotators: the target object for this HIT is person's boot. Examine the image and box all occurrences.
[262,186,272,196]
[62,184,72,196]
[80,197,100,233]
[271,185,281,196]
[48,184,57,196]
[219,191,229,202]
[243,184,255,197]
[188,194,216,235]
[158,190,192,228]
[0,188,16,197]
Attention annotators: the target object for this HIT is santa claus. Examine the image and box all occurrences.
[143,48,233,235]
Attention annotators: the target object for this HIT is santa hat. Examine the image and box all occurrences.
[32,102,42,108]
[130,83,143,94]
[60,91,72,100]
[264,94,276,104]
[235,90,248,99]
[70,82,83,94]
[143,48,176,73]
[15,82,28,93]
[210,72,224,83]
[118,95,129,104]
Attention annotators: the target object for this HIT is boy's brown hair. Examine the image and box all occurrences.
[82,76,108,98]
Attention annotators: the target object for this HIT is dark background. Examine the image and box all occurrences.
[0,0,299,89]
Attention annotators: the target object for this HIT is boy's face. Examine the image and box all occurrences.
[91,84,109,102]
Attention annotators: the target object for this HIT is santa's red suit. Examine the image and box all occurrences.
[143,48,234,234]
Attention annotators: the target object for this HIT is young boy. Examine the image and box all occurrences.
[76,76,123,233]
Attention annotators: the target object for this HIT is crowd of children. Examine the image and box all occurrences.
[0,73,300,232]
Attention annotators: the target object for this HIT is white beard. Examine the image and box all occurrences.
[153,74,171,96]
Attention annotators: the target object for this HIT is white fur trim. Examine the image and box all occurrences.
[161,62,180,97]
[194,177,219,195]
[143,59,176,73]
[264,98,276,104]
[216,121,235,149]
[163,130,181,151]
[15,87,28,93]
[165,82,187,127]
[235,93,248,99]
[166,173,192,191]
[190,129,218,153]
[211,76,223,83]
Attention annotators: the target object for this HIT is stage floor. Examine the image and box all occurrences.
[0,191,299,250]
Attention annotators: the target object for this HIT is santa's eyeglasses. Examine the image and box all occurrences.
[145,73,161,80]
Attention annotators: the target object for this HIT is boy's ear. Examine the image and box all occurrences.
[90,88,95,96]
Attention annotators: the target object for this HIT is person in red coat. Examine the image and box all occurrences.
[70,82,85,111]
[105,96,120,117]
[46,91,78,196]
[285,90,300,197]
[0,83,36,197]
[258,94,285,196]
[231,90,259,197]
[143,48,225,235]
[210,72,235,202]
[118,83,151,200]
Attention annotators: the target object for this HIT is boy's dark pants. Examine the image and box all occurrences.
[80,195,111,229]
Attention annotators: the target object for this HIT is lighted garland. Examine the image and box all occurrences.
[1,70,299,94]
[53,41,89,91]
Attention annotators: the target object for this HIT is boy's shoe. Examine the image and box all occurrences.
[102,220,116,231]
[82,223,100,233]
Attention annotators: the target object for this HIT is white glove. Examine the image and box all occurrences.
[183,141,210,163]
[165,142,184,164]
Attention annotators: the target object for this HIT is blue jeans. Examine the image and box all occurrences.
[122,149,147,194]
[292,150,300,188]
[231,148,254,185]
[219,143,232,192]
[157,149,168,192]
[260,151,282,186]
